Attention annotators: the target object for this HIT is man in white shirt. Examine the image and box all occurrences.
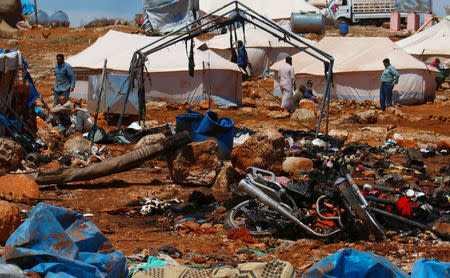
[278,56,296,112]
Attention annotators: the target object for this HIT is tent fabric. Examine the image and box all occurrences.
[4,202,128,278]
[199,0,321,21]
[142,0,196,33]
[204,26,315,76]
[271,37,437,104]
[395,20,450,63]
[66,30,242,107]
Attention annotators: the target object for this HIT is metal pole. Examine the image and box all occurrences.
[90,59,107,151]
[33,0,38,27]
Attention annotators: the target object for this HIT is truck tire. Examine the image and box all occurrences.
[336,18,348,26]
[339,183,386,241]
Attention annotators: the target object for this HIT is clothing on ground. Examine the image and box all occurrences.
[54,62,76,92]
[380,65,400,84]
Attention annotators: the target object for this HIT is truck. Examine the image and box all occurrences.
[321,0,431,25]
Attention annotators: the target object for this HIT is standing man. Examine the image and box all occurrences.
[380,58,399,111]
[53,54,75,105]
[279,56,296,112]
[237,40,250,81]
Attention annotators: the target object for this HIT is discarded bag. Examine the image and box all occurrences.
[4,202,128,278]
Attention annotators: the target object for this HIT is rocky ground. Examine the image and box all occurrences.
[0,25,449,275]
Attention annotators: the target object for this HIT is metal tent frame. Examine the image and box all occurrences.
[117,1,334,137]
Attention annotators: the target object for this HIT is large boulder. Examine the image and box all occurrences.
[282,157,313,174]
[64,136,94,154]
[242,98,257,108]
[437,140,450,152]
[0,174,39,198]
[291,108,316,123]
[268,111,289,119]
[230,131,285,174]
[0,200,21,242]
[134,133,165,149]
[0,138,24,171]
[328,129,349,141]
[0,0,21,34]
[211,165,242,192]
[299,99,317,111]
[349,110,378,124]
[167,140,219,186]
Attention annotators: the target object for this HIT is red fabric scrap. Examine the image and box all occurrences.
[395,197,418,218]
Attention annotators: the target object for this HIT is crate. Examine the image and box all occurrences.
[353,0,395,14]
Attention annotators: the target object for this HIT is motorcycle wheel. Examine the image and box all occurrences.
[224,200,277,237]
[339,183,386,241]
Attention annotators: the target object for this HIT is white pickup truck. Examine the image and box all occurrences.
[321,0,407,24]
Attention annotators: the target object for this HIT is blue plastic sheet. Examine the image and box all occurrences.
[411,259,450,278]
[302,249,409,278]
[21,0,35,15]
[4,202,128,278]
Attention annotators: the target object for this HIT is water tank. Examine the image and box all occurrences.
[28,10,50,27]
[50,11,70,27]
[291,13,324,34]
[339,22,349,35]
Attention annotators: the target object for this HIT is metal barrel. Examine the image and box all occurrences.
[290,13,324,34]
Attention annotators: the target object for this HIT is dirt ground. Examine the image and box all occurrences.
[1,25,449,274]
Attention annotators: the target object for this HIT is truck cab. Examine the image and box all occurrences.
[322,0,352,24]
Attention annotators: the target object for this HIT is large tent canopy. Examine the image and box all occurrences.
[272,37,437,104]
[395,20,450,63]
[199,0,320,21]
[202,26,316,76]
[67,30,242,112]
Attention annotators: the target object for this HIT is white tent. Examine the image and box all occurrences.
[271,37,437,104]
[67,30,242,112]
[199,0,320,28]
[395,20,450,64]
[203,26,316,76]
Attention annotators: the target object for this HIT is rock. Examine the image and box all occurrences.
[114,19,120,25]
[143,120,159,129]
[211,165,241,192]
[433,221,450,236]
[282,157,313,174]
[288,238,323,252]
[237,107,258,116]
[120,19,128,25]
[230,131,285,174]
[406,148,424,169]
[134,133,165,149]
[0,138,24,171]
[0,201,21,241]
[242,98,256,108]
[349,110,378,124]
[146,101,168,110]
[396,139,418,149]
[267,102,280,111]
[437,140,450,152]
[167,140,219,186]
[249,90,260,99]
[268,111,289,119]
[0,174,39,199]
[299,99,316,111]
[328,129,349,141]
[387,107,406,117]
[199,99,216,110]
[291,108,316,123]
[435,95,448,103]
[64,136,94,154]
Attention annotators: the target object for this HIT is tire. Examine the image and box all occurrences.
[339,183,386,240]
[224,200,277,237]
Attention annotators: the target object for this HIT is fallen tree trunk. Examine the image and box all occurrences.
[31,131,191,185]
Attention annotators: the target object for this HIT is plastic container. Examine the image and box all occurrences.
[196,111,234,159]
[175,109,204,136]
[291,13,324,34]
[28,10,50,27]
[339,22,349,36]
[50,11,70,27]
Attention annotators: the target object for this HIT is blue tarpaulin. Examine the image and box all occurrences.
[302,249,449,278]
[21,0,35,15]
[4,202,128,278]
